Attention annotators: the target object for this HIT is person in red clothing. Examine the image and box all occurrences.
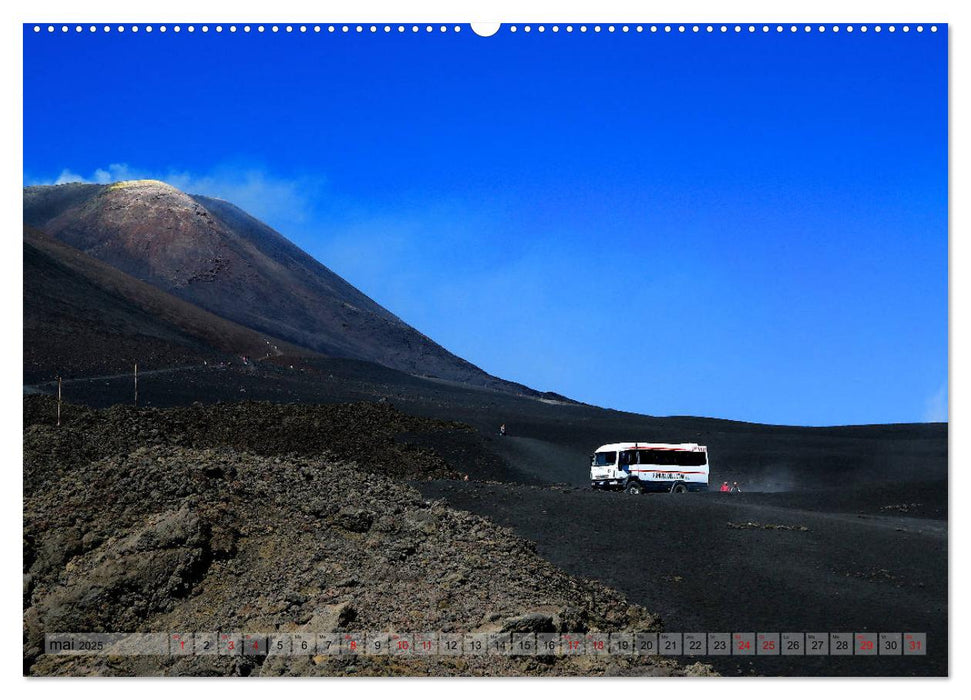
[719,481,730,492]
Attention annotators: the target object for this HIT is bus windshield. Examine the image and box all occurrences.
[592,451,617,467]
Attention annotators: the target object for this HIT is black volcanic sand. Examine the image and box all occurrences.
[415,480,947,677]
[24,362,948,677]
[25,359,947,491]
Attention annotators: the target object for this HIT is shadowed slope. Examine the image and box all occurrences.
[23,225,306,381]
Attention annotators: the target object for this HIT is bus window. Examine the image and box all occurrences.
[619,450,637,467]
[642,450,675,466]
[674,451,707,467]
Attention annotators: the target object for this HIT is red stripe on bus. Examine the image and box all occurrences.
[629,447,704,452]
[630,469,707,474]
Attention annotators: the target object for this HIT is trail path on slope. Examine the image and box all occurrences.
[23,346,284,395]
[23,364,208,394]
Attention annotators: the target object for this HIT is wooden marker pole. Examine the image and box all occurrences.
[57,376,62,427]
[134,363,138,407]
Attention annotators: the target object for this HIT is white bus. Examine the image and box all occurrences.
[590,442,710,494]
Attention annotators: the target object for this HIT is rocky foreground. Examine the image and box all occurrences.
[23,397,710,676]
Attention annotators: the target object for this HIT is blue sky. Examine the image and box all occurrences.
[23,24,948,425]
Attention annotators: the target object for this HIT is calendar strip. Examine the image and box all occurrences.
[43,632,926,657]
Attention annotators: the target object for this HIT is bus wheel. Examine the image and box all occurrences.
[625,481,643,495]
[671,482,688,494]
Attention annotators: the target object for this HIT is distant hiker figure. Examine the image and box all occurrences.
[730,481,741,493]
[719,481,730,492]
[499,423,506,436]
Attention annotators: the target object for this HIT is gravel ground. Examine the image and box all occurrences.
[24,395,466,490]
[23,400,710,677]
